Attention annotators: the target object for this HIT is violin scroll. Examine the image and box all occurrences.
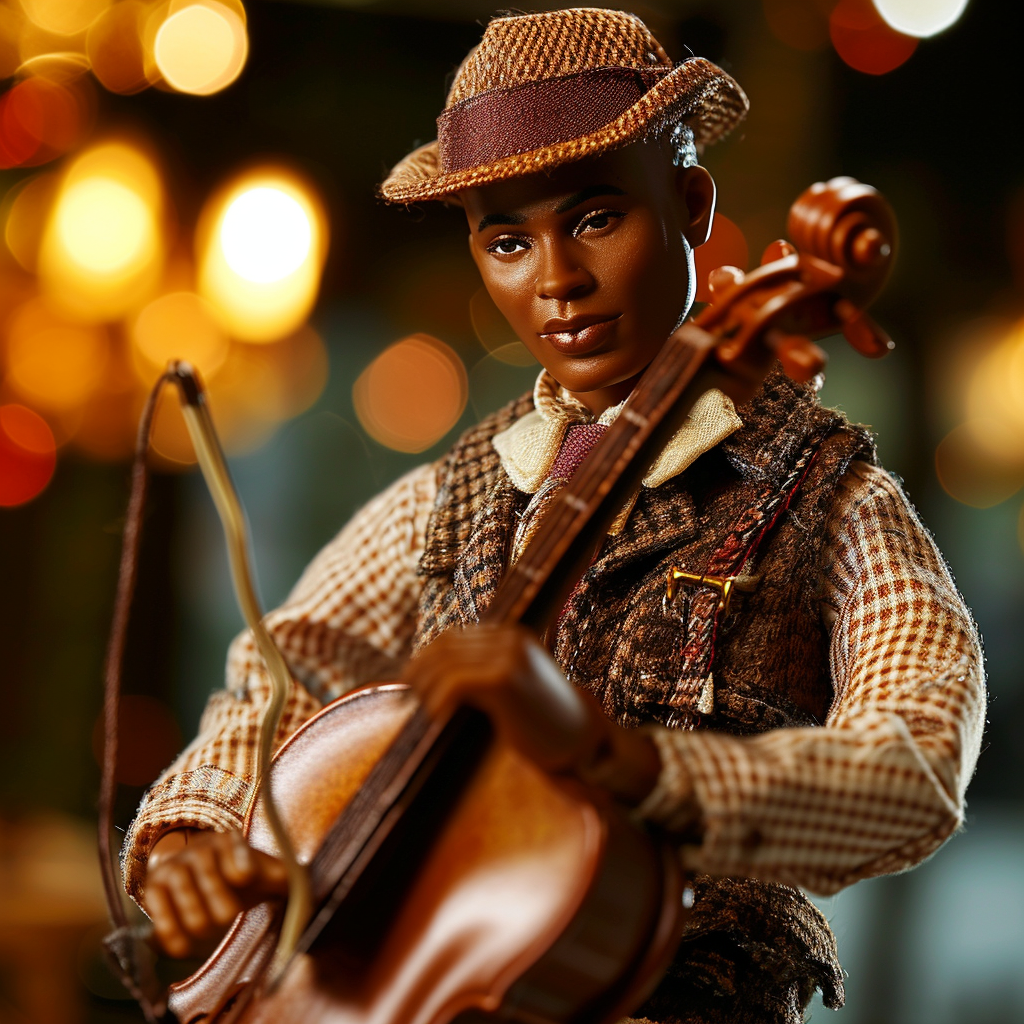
[696,176,897,377]
[787,176,897,307]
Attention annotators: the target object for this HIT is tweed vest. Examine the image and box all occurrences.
[413,370,876,1023]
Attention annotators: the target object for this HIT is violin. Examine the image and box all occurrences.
[151,177,896,1024]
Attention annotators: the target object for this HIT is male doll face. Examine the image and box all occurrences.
[463,141,715,414]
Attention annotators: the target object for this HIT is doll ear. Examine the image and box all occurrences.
[677,165,716,248]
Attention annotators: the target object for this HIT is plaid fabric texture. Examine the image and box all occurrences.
[636,462,985,895]
[122,440,984,907]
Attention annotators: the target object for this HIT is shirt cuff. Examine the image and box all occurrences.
[121,765,252,905]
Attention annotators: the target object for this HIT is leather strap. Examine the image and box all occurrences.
[670,436,825,720]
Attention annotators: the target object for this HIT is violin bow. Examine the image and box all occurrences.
[98,363,312,1020]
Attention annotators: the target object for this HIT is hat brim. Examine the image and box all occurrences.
[380,57,747,205]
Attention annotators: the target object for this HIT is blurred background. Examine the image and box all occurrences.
[0,0,1020,1021]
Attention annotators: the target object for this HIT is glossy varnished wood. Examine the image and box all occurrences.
[169,686,681,1024]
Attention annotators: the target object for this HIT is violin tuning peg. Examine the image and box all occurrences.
[707,265,744,301]
[834,299,895,358]
[769,332,827,383]
[761,239,797,265]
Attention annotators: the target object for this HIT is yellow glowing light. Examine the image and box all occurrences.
[198,170,327,342]
[20,0,111,37]
[0,5,26,80]
[221,188,312,283]
[153,1,248,96]
[964,320,1024,462]
[87,0,150,95]
[132,291,230,383]
[39,140,164,320]
[6,297,109,412]
[59,178,151,272]
[353,334,467,453]
[872,0,969,38]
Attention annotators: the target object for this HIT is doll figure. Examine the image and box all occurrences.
[128,10,985,1024]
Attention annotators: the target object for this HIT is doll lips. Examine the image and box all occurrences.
[538,314,621,354]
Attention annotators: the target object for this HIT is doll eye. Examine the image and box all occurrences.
[487,236,530,256]
[574,209,623,237]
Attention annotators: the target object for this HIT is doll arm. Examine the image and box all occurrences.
[120,463,438,903]
[636,462,986,896]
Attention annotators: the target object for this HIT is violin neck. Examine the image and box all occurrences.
[483,321,718,634]
[295,322,720,948]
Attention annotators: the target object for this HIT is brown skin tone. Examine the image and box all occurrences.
[145,141,819,957]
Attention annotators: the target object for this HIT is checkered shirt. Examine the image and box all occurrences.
[121,451,985,905]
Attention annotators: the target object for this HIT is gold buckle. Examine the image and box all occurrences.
[665,568,757,616]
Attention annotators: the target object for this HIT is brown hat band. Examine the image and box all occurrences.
[436,66,668,176]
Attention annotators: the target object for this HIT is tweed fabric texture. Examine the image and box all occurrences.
[121,382,985,1023]
[413,371,868,1016]
[380,9,748,203]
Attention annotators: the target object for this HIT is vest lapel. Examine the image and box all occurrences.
[452,476,524,623]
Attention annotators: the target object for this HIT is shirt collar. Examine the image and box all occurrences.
[493,369,743,494]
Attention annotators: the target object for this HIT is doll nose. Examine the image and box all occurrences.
[535,244,595,301]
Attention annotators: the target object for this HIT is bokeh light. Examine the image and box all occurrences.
[3,172,58,270]
[762,0,831,51]
[873,0,970,38]
[39,140,164,320]
[830,0,918,74]
[153,1,248,96]
[87,0,149,95]
[221,187,311,283]
[198,168,327,342]
[935,422,1024,509]
[0,5,25,80]
[694,213,749,303]
[5,297,109,412]
[0,403,56,507]
[353,334,467,453]
[146,326,329,464]
[0,76,92,169]
[469,286,537,366]
[20,0,111,38]
[131,291,229,384]
[963,319,1024,462]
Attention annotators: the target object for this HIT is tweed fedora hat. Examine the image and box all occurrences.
[381,8,748,204]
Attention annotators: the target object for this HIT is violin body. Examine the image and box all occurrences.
[169,684,686,1024]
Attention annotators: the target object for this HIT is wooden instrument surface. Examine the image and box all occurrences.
[169,685,682,1024]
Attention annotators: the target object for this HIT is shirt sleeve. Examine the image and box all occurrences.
[636,461,987,896]
[120,462,438,902]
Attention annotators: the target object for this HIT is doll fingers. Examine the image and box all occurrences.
[161,861,211,937]
[190,844,244,926]
[145,882,192,958]
[218,830,258,888]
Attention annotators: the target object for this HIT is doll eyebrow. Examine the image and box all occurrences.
[477,211,527,232]
[554,184,626,214]
[476,185,626,233]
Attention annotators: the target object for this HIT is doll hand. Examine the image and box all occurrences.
[144,828,288,958]
[404,624,661,806]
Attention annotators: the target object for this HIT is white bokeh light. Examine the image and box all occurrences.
[219,187,313,284]
[873,0,970,38]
